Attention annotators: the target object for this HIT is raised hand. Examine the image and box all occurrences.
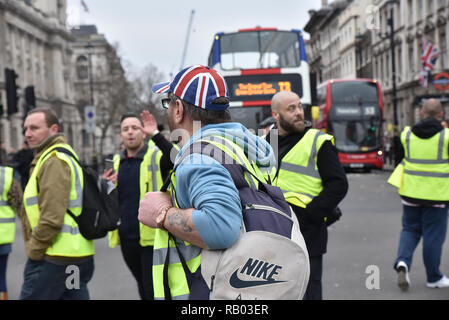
[139,110,158,137]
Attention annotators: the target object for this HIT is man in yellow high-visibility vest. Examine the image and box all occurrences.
[389,98,449,290]
[266,91,348,300]
[0,164,22,300]
[103,112,175,300]
[20,107,94,300]
[138,65,275,300]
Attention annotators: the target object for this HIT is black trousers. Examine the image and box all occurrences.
[120,238,154,300]
[303,255,323,300]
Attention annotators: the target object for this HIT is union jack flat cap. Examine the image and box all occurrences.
[152,65,230,110]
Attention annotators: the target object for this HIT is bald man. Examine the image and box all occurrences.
[390,98,449,290]
[266,91,348,300]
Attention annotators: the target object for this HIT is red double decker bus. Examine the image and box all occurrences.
[316,79,384,171]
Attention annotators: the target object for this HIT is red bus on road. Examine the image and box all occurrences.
[316,79,384,170]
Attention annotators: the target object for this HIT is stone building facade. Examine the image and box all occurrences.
[0,0,82,155]
[372,0,449,131]
[71,25,127,164]
[304,0,449,133]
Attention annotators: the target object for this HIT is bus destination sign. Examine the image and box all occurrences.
[226,73,302,101]
[234,81,292,97]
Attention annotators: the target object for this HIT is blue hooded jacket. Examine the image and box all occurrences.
[173,122,276,250]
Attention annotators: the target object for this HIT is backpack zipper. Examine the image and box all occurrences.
[94,211,100,228]
[244,204,293,221]
[210,275,215,292]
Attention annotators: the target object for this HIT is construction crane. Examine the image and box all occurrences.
[180,9,195,71]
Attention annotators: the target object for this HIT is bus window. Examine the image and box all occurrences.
[219,31,301,70]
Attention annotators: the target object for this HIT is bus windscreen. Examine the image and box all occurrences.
[330,119,382,153]
[219,31,301,70]
[331,81,379,103]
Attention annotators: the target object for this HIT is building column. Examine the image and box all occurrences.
[50,42,65,100]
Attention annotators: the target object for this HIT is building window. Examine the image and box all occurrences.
[386,53,390,84]
[408,42,415,76]
[397,46,402,83]
[76,55,89,80]
[408,0,413,21]
[427,0,434,15]
[418,0,423,19]
[439,31,447,68]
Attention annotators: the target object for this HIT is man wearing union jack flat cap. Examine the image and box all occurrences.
[138,65,277,299]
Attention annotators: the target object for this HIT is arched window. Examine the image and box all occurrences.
[76,55,89,80]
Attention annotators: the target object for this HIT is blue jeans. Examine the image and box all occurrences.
[20,257,94,300]
[395,204,448,283]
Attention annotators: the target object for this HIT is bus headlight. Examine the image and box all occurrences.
[378,150,383,157]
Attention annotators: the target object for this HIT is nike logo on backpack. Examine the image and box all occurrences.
[229,258,286,289]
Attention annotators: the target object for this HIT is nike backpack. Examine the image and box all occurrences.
[163,141,310,300]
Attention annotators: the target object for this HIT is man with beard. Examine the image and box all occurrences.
[266,91,348,300]
[103,113,174,300]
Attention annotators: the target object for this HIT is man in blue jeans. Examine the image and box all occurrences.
[20,258,94,299]
[389,98,449,291]
[20,108,95,299]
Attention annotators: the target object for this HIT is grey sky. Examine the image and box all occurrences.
[67,0,324,78]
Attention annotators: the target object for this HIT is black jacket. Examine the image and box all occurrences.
[151,132,175,181]
[396,117,449,205]
[267,128,348,256]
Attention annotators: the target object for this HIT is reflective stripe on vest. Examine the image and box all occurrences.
[140,146,163,247]
[23,144,94,257]
[0,166,15,245]
[25,155,83,209]
[152,135,259,300]
[404,129,448,165]
[274,129,334,208]
[152,228,202,300]
[398,127,449,201]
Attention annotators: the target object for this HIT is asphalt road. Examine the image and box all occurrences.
[5,170,449,300]
[324,170,449,300]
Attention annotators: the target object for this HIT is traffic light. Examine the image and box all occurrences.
[24,85,36,116]
[4,68,19,115]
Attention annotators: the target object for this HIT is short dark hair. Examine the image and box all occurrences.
[170,94,231,126]
[120,112,143,126]
[27,107,60,128]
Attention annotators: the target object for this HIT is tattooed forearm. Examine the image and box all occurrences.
[167,210,193,233]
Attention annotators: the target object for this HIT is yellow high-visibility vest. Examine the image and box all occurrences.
[272,129,334,208]
[152,135,260,300]
[388,126,449,201]
[23,144,94,257]
[108,142,164,248]
[0,166,15,245]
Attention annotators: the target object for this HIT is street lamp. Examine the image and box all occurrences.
[85,40,97,167]
[379,0,400,166]
[355,34,364,78]
[386,0,398,129]
[85,41,95,106]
